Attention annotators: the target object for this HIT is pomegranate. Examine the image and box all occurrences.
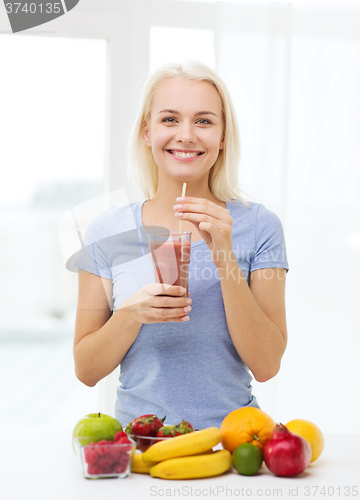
[263,423,312,477]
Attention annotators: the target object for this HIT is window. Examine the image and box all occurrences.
[150,26,215,72]
[0,34,107,339]
[0,34,107,426]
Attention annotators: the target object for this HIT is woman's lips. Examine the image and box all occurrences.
[166,150,205,162]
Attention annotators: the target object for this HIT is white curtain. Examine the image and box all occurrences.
[214,2,360,433]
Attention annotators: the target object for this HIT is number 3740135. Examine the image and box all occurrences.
[304,486,358,496]
[5,3,62,14]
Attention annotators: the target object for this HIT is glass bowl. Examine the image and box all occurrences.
[127,433,173,452]
[73,436,136,479]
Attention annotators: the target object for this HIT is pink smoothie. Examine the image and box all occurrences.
[151,238,191,295]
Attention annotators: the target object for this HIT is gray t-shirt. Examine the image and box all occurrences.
[74,199,289,429]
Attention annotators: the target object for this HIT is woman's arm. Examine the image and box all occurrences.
[217,263,287,382]
[73,271,142,387]
[173,197,287,382]
[74,272,192,387]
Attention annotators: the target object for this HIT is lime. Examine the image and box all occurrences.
[232,443,263,476]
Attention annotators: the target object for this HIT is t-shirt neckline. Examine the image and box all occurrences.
[137,200,231,248]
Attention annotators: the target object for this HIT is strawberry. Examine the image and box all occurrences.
[156,421,195,437]
[156,425,183,438]
[177,420,195,433]
[125,414,166,436]
[118,440,133,451]
[116,433,132,445]
[135,437,152,452]
[114,431,127,442]
[125,414,153,434]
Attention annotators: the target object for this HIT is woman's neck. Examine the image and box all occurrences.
[142,178,226,237]
[147,180,221,212]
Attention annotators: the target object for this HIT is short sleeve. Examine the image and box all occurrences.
[73,212,111,279]
[250,204,289,274]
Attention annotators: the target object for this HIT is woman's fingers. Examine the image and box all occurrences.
[134,285,191,323]
[175,211,225,230]
[140,303,190,323]
[154,305,191,321]
[174,198,232,244]
[138,284,192,323]
[153,294,191,308]
[174,197,230,220]
[145,283,187,297]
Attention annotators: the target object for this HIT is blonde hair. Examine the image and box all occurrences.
[127,60,250,206]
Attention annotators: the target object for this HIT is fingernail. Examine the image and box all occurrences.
[173,204,182,209]
[186,298,192,304]
[181,316,189,321]
[183,306,191,313]
[174,212,183,218]
[180,287,186,294]
[176,197,186,202]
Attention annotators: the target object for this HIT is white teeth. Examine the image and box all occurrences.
[171,151,199,158]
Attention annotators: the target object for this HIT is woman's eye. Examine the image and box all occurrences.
[162,117,212,124]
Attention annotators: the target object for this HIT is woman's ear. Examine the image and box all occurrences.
[142,123,151,147]
[219,133,225,150]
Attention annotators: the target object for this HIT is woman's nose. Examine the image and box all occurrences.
[176,122,196,143]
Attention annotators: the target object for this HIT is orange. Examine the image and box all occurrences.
[220,407,275,453]
[286,419,324,463]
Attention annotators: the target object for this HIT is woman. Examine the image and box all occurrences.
[73,61,289,430]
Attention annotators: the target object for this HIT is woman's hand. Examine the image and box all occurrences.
[118,284,192,325]
[174,197,234,268]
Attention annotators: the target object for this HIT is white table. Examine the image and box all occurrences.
[2,427,359,500]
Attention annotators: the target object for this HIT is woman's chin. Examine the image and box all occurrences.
[160,168,194,181]
[157,165,208,184]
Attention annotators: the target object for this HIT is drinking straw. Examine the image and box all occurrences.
[178,182,187,235]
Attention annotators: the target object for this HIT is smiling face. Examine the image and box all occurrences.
[142,78,225,185]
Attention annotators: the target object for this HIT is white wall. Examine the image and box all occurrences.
[1,0,359,433]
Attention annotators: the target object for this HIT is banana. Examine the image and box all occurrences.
[195,448,214,455]
[142,427,222,463]
[133,446,214,473]
[150,449,232,479]
[131,453,157,474]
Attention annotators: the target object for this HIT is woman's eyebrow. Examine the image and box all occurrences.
[157,109,217,117]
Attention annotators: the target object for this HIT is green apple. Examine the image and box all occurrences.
[72,413,122,447]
